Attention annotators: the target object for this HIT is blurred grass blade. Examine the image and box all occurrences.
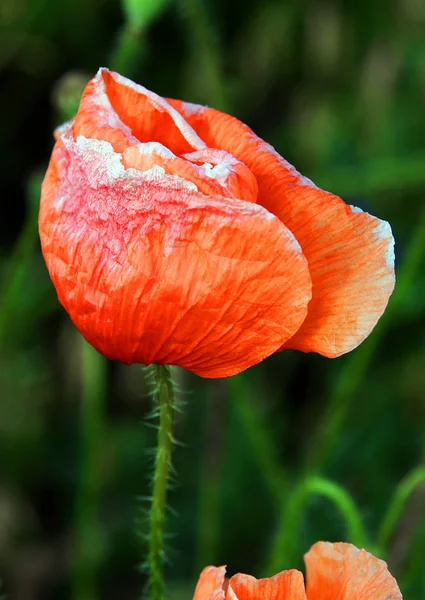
[195,382,226,573]
[179,0,228,110]
[377,466,425,554]
[228,374,287,508]
[108,25,146,77]
[264,476,370,576]
[72,338,107,600]
[122,0,170,30]
[399,504,425,591]
[109,0,171,76]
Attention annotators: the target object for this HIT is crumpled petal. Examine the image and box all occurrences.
[73,68,206,154]
[304,542,402,600]
[227,571,307,600]
[72,69,258,204]
[194,566,227,600]
[39,131,312,378]
[167,99,395,358]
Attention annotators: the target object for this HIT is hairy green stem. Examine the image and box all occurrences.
[264,475,369,576]
[377,466,425,553]
[146,365,175,600]
[73,339,107,600]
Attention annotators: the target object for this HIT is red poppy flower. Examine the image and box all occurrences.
[39,69,395,377]
[194,542,402,600]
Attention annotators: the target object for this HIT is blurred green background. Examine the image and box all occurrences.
[1,0,425,598]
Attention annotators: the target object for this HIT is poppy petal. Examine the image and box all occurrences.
[304,542,402,600]
[227,571,307,600]
[167,100,395,358]
[73,70,258,203]
[121,144,258,203]
[39,134,312,378]
[73,69,206,155]
[194,566,227,600]
[281,199,395,356]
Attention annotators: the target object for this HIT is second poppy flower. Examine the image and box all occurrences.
[194,542,402,600]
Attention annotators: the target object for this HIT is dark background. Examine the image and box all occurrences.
[1,0,425,598]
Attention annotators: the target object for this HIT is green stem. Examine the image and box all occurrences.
[376,466,425,553]
[73,339,107,600]
[264,475,369,576]
[146,364,175,600]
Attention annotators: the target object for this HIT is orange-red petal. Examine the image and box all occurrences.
[39,132,312,378]
[73,70,258,204]
[227,570,307,600]
[194,566,227,600]
[304,542,402,600]
[73,69,206,155]
[167,99,395,358]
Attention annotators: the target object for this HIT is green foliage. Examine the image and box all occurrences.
[1,0,425,598]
